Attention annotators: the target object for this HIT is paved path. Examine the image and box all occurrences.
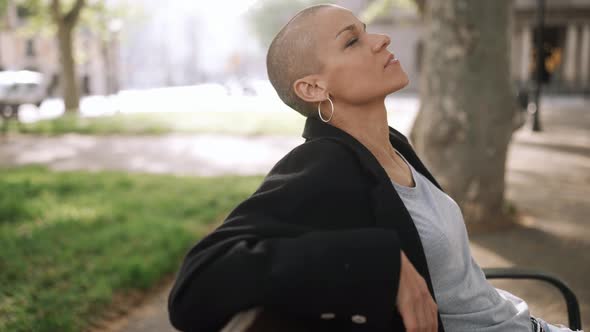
[0,134,304,176]
[470,101,590,329]
[1,98,589,331]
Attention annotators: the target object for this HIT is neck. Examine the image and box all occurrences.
[328,97,395,157]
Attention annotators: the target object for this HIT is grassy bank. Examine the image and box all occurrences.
[0,166,262,332]
[5,111,305,136]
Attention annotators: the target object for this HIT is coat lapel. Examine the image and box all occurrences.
[302,116,440,302]
[302,117,442,191]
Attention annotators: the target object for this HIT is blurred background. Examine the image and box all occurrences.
[0,0,588,331]
[0,0,586,124]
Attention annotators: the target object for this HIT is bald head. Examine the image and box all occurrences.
[266,4,335,118]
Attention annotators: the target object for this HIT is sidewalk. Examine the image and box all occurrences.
[0,134,303,176]
[470,101,590,329]
[1,98,588,331]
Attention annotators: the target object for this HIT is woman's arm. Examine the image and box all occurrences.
[167,139,403,331]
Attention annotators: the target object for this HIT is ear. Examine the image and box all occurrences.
[293,75,328,103]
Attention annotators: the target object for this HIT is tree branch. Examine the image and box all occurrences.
[64,0,85,25]
[50,0,62,22]
[415,0,426,16]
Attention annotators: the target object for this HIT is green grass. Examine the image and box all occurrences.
[0,166,263,332]
[6,111,305,136]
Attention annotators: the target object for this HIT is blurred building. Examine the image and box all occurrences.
[513,0,590,93]
[0,1,120,96]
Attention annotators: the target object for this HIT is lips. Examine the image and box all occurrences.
[384,53,398,67]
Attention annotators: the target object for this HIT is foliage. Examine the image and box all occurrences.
[0,0,7,20]
[9,0,79,35]
[9,0,136,39]
[246,0,325,48]
[0,166,263,332]
[360,0,419,23]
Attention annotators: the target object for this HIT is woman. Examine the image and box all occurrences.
[168,4,581,332]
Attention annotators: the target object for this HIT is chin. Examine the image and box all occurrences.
[389,76,409,94]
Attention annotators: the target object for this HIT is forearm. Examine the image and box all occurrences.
[168,228,401,331]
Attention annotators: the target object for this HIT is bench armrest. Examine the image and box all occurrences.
[483,267,582,330]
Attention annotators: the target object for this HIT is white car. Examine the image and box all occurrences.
[0,70,47,117]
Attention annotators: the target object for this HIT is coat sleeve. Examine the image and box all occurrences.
[167,139,403,331]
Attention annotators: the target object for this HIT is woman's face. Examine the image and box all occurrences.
[312,7,409,105]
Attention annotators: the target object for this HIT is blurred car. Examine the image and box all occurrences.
[0,70,47,117]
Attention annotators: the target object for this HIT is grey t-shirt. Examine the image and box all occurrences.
[391,151,531,331]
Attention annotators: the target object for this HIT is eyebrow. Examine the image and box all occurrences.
[335,22,367,39]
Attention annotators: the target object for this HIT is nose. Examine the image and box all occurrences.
[372,33,391,53]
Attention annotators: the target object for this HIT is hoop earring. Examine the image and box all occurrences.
[318,96,334,123]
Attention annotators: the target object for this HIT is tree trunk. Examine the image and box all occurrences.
[56,19,80,113]
[410,0,517,233]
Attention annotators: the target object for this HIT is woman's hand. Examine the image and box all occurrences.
[396,250,439,332]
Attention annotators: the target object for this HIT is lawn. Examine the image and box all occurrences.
[0,166,263,332]
[7,111,306,136]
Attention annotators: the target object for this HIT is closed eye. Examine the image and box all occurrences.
[345,23,366,48]
[346,38,358,47]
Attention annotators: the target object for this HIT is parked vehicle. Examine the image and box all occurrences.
[0,70,47,119]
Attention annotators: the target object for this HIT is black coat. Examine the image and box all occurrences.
[168,116,447,332]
